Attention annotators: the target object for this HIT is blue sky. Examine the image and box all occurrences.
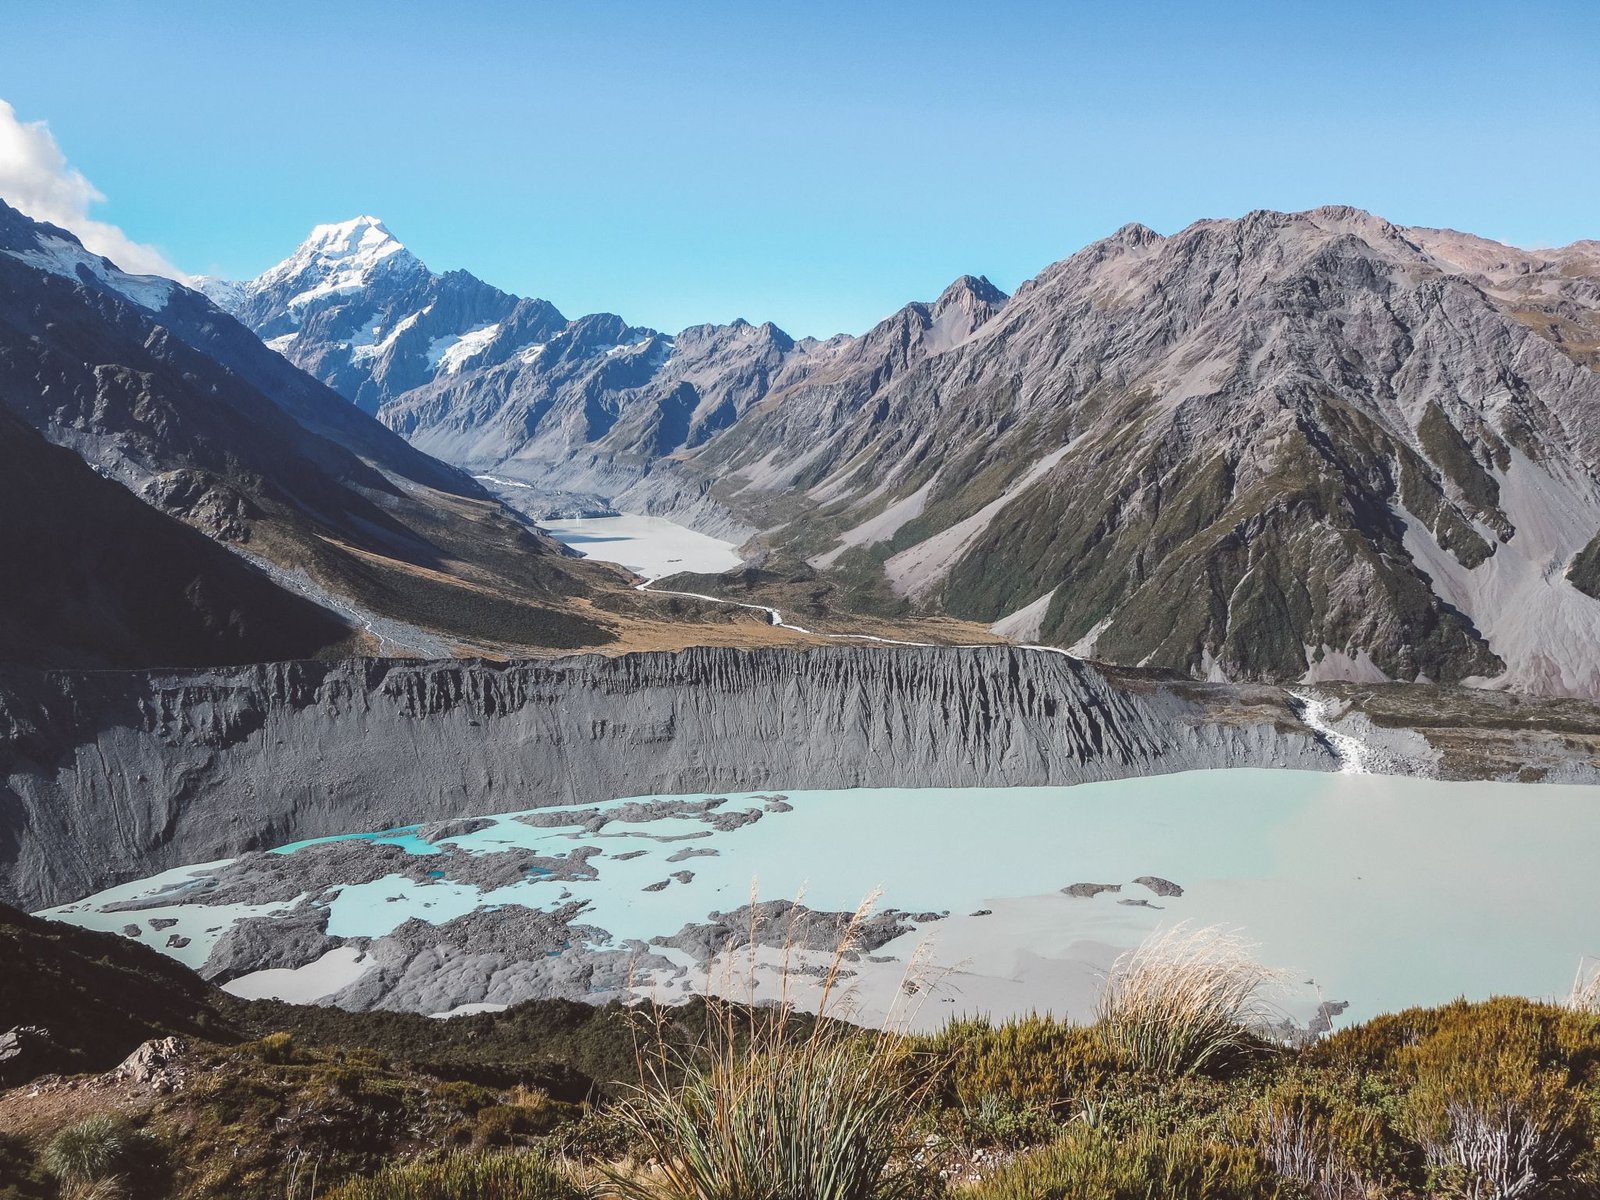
[2,0,1597,337]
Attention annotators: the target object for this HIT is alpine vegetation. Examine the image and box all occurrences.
[604,900,935,1200]
[1096,924,1285,1076]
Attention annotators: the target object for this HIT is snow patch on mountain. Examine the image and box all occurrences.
[428,322,502,374]
[3,231,176,311]
[351,306,430,365]
[192,275,246,315]
[254,216,417,313]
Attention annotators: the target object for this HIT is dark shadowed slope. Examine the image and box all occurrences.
[0,406,355,669]
[0,903,241,1083]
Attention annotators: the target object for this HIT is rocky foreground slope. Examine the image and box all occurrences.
[7,645,1600,914]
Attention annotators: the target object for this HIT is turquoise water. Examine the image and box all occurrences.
[272,826,438,856]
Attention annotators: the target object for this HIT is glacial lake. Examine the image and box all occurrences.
[537,513,743,581]
[37,769,1600,1030]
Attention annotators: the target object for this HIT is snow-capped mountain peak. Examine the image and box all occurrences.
[252,215,420,311]
[191,274,247,315]
[297,215,404,263]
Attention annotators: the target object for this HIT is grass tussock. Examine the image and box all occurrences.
[1569,958,1600,1015]
[602,896,936,1200]
[40,1118,134,1188]
[37,1115,166,1200]
[1096,924,1283,1076]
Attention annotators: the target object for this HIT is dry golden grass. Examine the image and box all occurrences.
[1097,924,1286,1076]
[1568,958,1600,1013]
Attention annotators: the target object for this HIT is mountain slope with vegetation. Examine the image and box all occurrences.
[694,208,1600,696]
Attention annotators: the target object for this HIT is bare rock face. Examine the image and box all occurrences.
[689,208,1600,696]
[651,899,918,963]
[202,903,337,984]
[323,904,674,1014]
[1134,876,1184,898]
[115,1036,189,1092]
[0,646,1332,911]
[0,1026,57,1086]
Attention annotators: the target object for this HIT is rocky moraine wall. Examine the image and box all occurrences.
[0,645,1331,910]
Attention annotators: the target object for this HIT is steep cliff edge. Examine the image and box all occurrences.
[0,646,1327,910]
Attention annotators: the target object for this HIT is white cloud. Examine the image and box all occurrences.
[0,98,189,281]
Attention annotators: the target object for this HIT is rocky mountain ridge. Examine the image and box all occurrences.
[207,218,1010,532]
[706,207,1600,696]
[166,208,1600,696]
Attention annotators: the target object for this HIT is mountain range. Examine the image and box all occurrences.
[0,200,819,666]
[201,207,1600,696]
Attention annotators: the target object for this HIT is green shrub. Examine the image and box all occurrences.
[39,1115,166,1200]
[920,1015,1124,1112]
[963,1125,1285,1200]
[1399,999,1596,1197]
[0,1131,50,1200]
[952,1093,1057,1151]
[253,1031,299,1065]
[1303,1004,1446,1075]
[320,1151,586,1200]
[1247,1074,1400,1199]
[473,1104,568,1147]
[311,1064,370,1098]
[550,1108,641,1165]
[431,1079,500,1115]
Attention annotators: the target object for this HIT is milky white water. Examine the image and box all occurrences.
[40,858,300,972]
[538,513,743,581]
[221,946,374,1004]
[39,770,1600,1030]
